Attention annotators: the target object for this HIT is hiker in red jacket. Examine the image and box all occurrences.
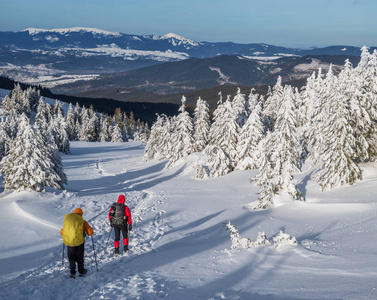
[109,195,132,255]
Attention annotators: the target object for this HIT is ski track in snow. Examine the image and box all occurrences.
[0,143,170,299]
[0,190,168,299]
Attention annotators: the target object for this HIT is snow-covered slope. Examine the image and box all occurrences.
[1,139,377,299]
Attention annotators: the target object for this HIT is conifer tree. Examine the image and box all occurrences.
[66,103,77,140]
[99,116,111,142]
[270,85,303,200]
[167,96,194,165]
[263,76,284,131]
[203,145,233,178]
[0,114,64,191]
[236,102,265,170]
[317,75,362,190]
[144,114,166,160]
[193,97,210,152]
[111,124,123,143]
[252,133,275,209]
[232,88,248,127]
[209,95,240,165]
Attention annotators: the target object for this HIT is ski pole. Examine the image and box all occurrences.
[91,235,99,272]
[62,243,65,266]
[105,227,113,254]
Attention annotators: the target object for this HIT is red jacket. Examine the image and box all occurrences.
[109,195,132,225]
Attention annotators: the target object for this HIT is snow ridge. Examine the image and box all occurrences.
[23,27,122,37]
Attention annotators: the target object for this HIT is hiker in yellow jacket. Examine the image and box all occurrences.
[61,208,93,278]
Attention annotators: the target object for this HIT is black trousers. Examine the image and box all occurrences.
[114,224,128,242]
[67,243,85,274]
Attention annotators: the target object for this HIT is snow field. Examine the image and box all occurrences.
[1,141,377,299]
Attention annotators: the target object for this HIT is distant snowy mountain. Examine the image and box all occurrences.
[0,27,376,87]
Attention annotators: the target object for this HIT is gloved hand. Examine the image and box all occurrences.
[110,223,113,227]
[129,225,132,231]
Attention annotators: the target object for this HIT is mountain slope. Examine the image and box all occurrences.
[1,140,377,299]
[1,27,375,78]
[53,54,361,96]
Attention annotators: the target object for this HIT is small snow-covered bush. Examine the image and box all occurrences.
[225,222,253,249]
[225,222,297,251]
[272,230,298,249]
[254,231,271,246]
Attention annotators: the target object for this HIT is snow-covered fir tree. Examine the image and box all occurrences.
[209,95,240,166]
[200,145,233,178]
[99,116,111,142]
[166,96,194,165]
[232,88,248,127]
[35,97,51,138]
[252,133,275,209]
[193,97,211,152]
[350,47,377,162]
[1,84,31,116]
[269,85,303,200]
[66,103,77,140]
[111,124,123,143]
[317,74,362,190]
[236,101,265,170]
[0,114,65,191]
[25,86,40,111]
[263,76,284,131]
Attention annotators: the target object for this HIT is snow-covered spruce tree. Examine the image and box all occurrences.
[305,67,332,164]
[317,73,362,190]
[111,124,123,143]
[88,106,100,141]
[209,95,240,166]
[35,97,51,139]
[236,101,265,170]
[53,110,70,153]
[193,97,211,152]
[269,85,303,200]
[144,114,174,161]
[46,134,68,189]
[25,86,40,111]
[350,47,377,162]
[0,114,64,191]
[232,88,248,127]
[77,106,92,142]
[166,96,194,166]
[203,145,233,178]
[263,76,284,131]
[66,103,77,140]
[1,110,19,141]
[298,72,317,127]
[252,132,275,209]
[1,84,31,116]
[53,100,64,116]
[99,116,111,142]
[247,88,260,113]
[0,121,9,159]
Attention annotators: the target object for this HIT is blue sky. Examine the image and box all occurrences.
[1,0,376,47]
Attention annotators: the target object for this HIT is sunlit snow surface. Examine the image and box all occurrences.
[1,94,377,298]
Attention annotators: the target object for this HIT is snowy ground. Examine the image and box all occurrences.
[1,140,377,300]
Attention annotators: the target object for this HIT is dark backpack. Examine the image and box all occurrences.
[110,203,125,226]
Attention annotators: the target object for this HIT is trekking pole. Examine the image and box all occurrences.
[91,236,99,272]
[105,227,113,254]
[62,243,65,266]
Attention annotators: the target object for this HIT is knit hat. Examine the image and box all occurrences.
[74,208,83,216]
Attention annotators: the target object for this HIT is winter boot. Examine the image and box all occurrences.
[79,269,87,277]
[70,274,75,278]
[115,247,120,255]
[124,245,128,254]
